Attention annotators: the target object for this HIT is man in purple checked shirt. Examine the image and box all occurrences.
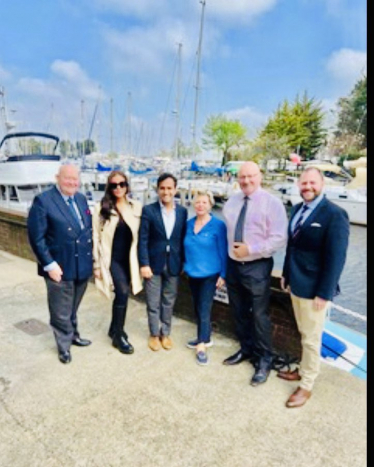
[222,162,288,386]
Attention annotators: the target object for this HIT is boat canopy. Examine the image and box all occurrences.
[0,132,60,153]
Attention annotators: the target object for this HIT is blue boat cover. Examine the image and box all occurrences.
[321,331,347,360]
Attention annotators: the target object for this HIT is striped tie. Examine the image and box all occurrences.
[292,205,309,239]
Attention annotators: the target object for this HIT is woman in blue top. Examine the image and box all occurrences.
[184,190,228,365]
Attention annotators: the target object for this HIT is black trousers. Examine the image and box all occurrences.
[226,257,274,364]
[110,260,130,308]
[45,277,88,353]
[108,259,130,337]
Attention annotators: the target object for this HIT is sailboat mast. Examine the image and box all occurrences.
[174,42,183,159]
[127,91,132,157]
[80,99,86,161]
[192,0,206,159]
[0,86,16,135]
[110,97,114,154]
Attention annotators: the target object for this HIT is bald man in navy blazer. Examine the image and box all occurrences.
[28,165,93,364]
[279,167,349,408]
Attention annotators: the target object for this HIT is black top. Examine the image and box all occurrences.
[111,216,133,274]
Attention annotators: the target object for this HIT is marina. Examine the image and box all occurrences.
[0,0,367,465]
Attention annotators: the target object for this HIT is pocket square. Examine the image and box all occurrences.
[311,223,322,227]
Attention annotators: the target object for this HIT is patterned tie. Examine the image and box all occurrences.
[234,196,249,242]
[67,197,82,229]
[292,204,309,239]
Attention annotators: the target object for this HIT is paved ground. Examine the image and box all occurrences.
[0,251,367,467]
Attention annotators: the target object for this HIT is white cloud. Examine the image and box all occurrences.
[93,0,278,25]
[10,61,104,140]
[17,78,62,100]
[224,106,268,137]
[0,64,11,81]
[51,60,102,100]
[103,20,206,76]
[326,49,367,90]
[192,0,278,23]
[93,0,169,18]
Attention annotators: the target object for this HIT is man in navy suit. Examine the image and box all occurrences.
[27,164,93,364]
[279,167,349,408]
[138,173,188,351]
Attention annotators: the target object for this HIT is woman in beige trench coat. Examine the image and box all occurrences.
[93,171,143,354]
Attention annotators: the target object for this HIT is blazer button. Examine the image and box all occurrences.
[76,240,80,244]
[68,228,72,231]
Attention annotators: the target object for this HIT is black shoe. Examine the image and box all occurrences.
[250,367,271,387]
[58,350,71,364]
[72,337,92,347]
[112,335,134,354]
[223,350,251,366]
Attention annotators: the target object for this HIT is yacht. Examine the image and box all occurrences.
[0,132,61,212]
[273,163,367,226]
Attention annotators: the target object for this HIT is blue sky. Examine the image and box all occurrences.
[0,0,367,156]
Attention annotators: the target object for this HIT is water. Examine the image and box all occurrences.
[190,205,367,335]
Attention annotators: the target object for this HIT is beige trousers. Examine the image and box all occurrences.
[291,294,330,391]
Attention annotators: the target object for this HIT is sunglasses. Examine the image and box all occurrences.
[109,181,128,190]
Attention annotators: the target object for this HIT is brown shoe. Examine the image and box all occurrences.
[286,387,312,408]
[148,336,161,351]
[161,336,173,350]
[277,369,301,381]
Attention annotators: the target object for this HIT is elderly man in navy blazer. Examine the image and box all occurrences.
[280,167,349,408]
[28,164,93,364]
[138,173,188,351]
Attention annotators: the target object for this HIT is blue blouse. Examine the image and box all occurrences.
[184,215,228,279]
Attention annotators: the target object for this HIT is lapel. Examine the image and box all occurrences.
[116,201,137,236]
[289,203,302,237]
[154,202,168,239]
[75,194,89,229]
[51,186,81,234]
[170,204,182,239]
[292,197,327,240]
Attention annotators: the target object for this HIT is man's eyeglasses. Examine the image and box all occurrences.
[109,181,128,190]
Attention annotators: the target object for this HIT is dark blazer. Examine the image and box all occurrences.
[27,186,93,281]
[138,202,188,276]
[282,197,349,301]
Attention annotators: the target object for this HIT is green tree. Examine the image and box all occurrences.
[83,139,96,155]
[336,75,367,147]
[59,140,74,157]
[202,115,247,166]
[76,139,96,156]
[261,93,327,160]
[249,133,291,169]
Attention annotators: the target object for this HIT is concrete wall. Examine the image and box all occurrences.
[0,206,301,360]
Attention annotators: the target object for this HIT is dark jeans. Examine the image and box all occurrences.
[144,266,179,337]
[45,277,88,353]
[189,274,219,344]
[226,257,274,366]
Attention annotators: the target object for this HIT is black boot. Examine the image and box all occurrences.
[111,305,134,354]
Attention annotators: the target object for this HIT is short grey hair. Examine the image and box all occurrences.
[193,190,215,207]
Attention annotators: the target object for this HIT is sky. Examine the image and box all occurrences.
[0,0,367,157]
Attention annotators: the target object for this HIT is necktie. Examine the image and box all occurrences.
[67,197,82,229]
[234,196,249,242]
[292,205,309,239]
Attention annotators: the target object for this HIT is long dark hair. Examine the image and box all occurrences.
[100,171,130,222]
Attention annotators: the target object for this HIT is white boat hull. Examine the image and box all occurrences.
[0,160,61,185]
[278,185,367,226]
